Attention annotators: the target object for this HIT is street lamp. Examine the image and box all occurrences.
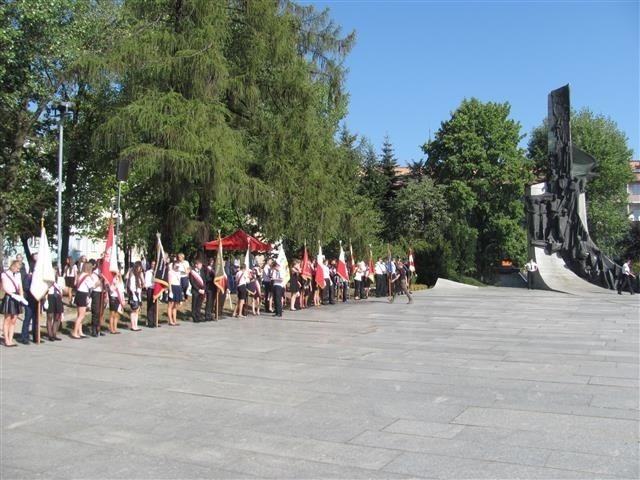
[56,101,74,271]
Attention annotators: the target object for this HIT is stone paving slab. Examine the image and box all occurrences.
[1,286,638,479]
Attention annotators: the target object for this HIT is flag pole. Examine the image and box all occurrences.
[37,215,45,344]
[387,243,392,299]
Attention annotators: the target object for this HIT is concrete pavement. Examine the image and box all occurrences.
[1,284,638,479]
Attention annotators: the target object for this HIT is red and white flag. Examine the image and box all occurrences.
[408,248,415,273]
[315,243,325,289]
[102,218,119,285]
[337,242,349,282]
[301,244,312,280]
[29,225,56,301]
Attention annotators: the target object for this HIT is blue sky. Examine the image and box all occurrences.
[303,0,639,164]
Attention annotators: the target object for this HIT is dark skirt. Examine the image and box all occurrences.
[237,284,248,301]
[46,294,64,314]
[109,296,120,312]
[1,295,22,315]
[74,291,89,307]
[170,285,184,303]
[64,276,75,288]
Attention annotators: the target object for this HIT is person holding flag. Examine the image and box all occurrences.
[300,244,312,309]
[27,222,57,344]
[314,243,326,306]
[189,259,206,322]
[152,234,170,326]
[213,232,229,321]
[337,242,350,303]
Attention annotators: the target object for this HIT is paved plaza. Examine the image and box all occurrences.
[1,283,638,479]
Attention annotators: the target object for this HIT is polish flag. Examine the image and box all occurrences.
[408,248,416,273]
[337,243,349,282]
[315,243,325,289]
[301,245,312,280]
[101,218,119,284]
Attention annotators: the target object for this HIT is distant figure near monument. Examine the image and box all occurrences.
[524,85,619,292]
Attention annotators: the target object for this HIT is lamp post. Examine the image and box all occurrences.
[56,101,74,271]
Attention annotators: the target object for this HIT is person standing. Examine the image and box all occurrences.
[63,256,78,305]
[389,261,413,304]
[176,253,190,300]
[271,262,285,317]
[233,264,248,318]
[167,262,182,325]
[2,260,25,347]
[204,258,217,321]
[90,260,106,337]
[19,253,40,344]
[72,262,97,339]
[262,260,273,313]
[46,265,64,341]
[189,260,205,322]
[128,261,144,331]
[353,262,363,300]
[144,260,156,327]
[289,260,301,311]
[108,271,125,334]
[617,258,636,295]
[524,258,538,290]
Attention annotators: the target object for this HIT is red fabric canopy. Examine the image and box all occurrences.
[204,229,272,252]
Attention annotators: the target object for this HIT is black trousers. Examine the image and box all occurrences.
[91,291,104,332]
[617,275,634,294]
[191,290,204,322]
[205,288,217,319]
[527,270,535,289]
[273,285,284,316]
[146,288,156,326]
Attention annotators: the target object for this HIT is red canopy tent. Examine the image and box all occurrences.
[204,229,272,252]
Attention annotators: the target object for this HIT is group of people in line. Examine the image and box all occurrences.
[1,251,414,347]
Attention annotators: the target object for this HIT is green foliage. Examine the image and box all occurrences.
[425,98,532,281]
[527,108,633,257]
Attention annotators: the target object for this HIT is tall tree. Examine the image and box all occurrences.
[528,109,634,257]
[424,98,533,280]
[379,135,400,241]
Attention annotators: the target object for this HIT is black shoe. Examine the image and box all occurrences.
[54,337,62,341]
[18,339,29,345]
[99,332,106,336]
[91,333,98,337]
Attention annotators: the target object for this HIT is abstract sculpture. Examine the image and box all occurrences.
[524,85,618,290]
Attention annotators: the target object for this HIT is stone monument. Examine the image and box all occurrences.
[524,85,618,292]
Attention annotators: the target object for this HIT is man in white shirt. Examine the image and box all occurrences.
[524,259,538,290]
[617,258,635,295]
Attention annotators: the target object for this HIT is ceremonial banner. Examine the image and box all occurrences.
[337,242,349,282]
[408,248,416,273]
[301,245,312,280]
[214,233,228,293]
[276,243,290,286]
[315,243,326,289]
[349,242,357,275]
[101,218,118,285]
[153,234,169,300]
[367,248,375,282]
[29,225,56,300]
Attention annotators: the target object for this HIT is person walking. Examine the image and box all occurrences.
[524,258,538,290]
[389,261,413,304]
[271,262,285,317]
[617,258,635,295]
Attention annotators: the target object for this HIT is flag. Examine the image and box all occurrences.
[301,244,312,280]
[349,242,357,275]
[214,232,228,293]
[244,244,251,270]
[29,225,56,300]
[408,248,416,273]
[315,243,326,289]
[337,242,349,282]
[101,218,118,285]
[152,233,169,301]
[276,243,290,286]
[367,248,375,282]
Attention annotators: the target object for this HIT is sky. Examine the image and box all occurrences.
[303,0,639,164]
